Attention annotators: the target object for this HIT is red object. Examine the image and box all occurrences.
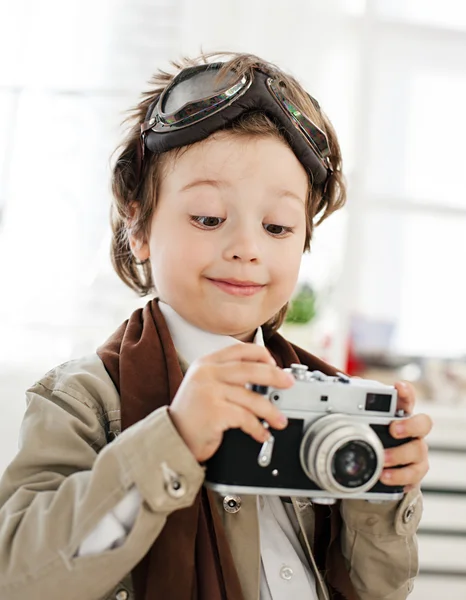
[345,336,366,376]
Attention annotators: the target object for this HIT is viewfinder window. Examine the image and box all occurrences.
[365,393,392,412]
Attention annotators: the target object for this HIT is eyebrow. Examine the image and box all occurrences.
[272,187,306,205]
[180,179,223,193]
[180,179,305,204]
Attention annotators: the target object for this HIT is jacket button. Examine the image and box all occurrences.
[166,478,186,499]
[223,495,242,513]
[161,462,186,499]
[403,504,416,523]
[115,590,129,600]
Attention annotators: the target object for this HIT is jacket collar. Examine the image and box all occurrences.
[158,300,264,364]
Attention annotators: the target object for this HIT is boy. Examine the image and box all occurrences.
[0,52,431,600]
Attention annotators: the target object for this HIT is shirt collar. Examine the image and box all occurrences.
[158,300,265,364]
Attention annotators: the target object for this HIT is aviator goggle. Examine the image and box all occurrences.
[140,63,333,186]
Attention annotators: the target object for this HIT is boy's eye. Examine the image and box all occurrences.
[264,223,293,236]
[190,216,225,228]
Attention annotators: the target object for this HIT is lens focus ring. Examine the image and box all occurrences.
[300,415,385,496]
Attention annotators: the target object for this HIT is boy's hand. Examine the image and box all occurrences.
[381,381,433,492]
[169,344,294,463]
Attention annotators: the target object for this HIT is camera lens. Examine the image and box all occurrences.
[300,414,384,496]
[332,440,377,488]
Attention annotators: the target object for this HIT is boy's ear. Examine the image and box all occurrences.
[127,201,150,261]
[129,234,150,261]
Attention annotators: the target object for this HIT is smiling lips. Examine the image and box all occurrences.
[207,278,266,297]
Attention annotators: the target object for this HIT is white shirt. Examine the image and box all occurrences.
[78,301,318,599]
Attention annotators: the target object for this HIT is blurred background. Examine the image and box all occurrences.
[0,0,465,597]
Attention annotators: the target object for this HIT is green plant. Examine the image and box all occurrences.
[285,283,316,325]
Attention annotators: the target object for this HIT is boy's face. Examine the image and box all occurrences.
[131,132,308,341]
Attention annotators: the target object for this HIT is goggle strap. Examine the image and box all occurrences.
[135,125,145,184]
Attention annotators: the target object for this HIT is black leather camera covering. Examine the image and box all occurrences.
[205,418,407,496]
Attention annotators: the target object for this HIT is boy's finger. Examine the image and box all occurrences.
[389,413,433,440]
[217,361,294,389]
[394,381,416,414]
[223,384,288,430]
[199,343,276,366]
[224,403,274,444]
[380,462,428,487]
[384,439,428,468]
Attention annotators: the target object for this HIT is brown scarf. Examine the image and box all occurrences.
[97,299,358,600]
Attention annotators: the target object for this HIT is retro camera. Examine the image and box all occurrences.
[205,364,408,503]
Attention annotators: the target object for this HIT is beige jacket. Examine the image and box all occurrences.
[0,354,422,600]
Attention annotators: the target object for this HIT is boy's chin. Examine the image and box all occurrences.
[204,312,269,341]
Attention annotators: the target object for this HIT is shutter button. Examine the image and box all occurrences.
[280,566,294,580]
[223,495,242,514]
[115,590,129,600]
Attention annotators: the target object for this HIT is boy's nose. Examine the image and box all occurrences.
[223,229,261,263]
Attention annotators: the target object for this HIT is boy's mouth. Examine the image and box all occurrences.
[207,278,266,297]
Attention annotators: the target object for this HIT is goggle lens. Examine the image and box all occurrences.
[156,66,248,128]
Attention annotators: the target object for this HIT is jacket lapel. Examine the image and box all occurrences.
[210,493,261,600]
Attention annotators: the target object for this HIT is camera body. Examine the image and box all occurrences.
[205,364,408,503]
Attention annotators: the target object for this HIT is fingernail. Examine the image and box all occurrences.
[278,414,288,427]
[285,372,295,384]
[393,424,405,437]
[382,470,392,481]
[397,381,407,391]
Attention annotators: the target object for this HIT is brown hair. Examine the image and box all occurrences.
[110,51,346,332]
